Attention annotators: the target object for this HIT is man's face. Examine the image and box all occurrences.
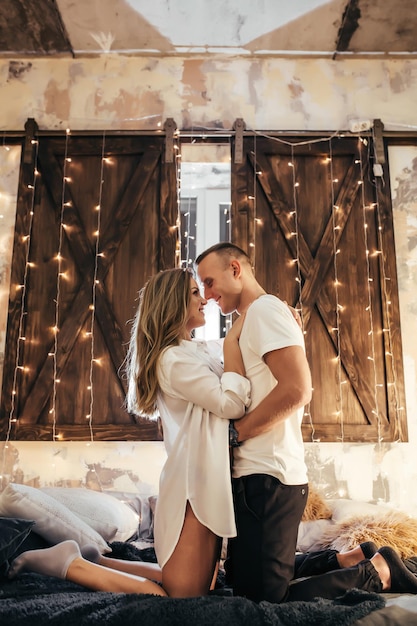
[197,252,242,315]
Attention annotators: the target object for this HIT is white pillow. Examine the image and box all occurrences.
[297,519,334,553]
[0,483,110,553]
[41,487,139,542]
[328,499,393,522]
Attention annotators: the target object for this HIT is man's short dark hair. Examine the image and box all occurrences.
[195,242,250,266]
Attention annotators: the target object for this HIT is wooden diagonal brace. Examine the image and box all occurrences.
[23,118,38,164]
[163,118,177,163]
[233,118,246,164]
[373,118,385,164]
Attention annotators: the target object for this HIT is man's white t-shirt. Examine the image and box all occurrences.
[233,294,308,486]
[154,339,251,568]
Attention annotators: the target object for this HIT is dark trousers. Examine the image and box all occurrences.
[225,474,308,603]
[294,548,340,578]
[288,557,382,601]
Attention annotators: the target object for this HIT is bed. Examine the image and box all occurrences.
[1,483,417,625]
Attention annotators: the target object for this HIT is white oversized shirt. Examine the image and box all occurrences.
[154,339,251,569]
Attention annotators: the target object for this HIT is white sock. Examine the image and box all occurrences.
[80,544,102,563]
[8,539,81,580]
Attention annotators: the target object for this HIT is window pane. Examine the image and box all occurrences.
[180,144,231,339]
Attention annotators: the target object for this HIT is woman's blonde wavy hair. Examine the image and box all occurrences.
[126,268,192,417]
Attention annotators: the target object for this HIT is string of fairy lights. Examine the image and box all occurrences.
[369,129,406,440]
[85,131,106,443]
[286,144,314,438]
[49,128,70,442]
[0,123,407,474]
[328,140,345,441]
[223,135,233,335]
[289,145,304,328]
[52,130,107,447]
[247,135,257,269]
[174,130,182,268]
[1,136,39,476]
[356,138,383,445]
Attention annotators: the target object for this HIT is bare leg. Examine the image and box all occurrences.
[162,501,221,597]
[370,553,392,590]
[337,544,375,568]
[96,543,218,591]
[72,502,221,596]
[84,546,217,589]
[98,556,162,583]
[9,539,166,596]
[81,544,163,582]
[67,558,167,596]
[10,507,220,598]
[72,502,221,597]
[210,560,220,591]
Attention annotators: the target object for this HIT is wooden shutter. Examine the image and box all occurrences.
[231,134,407,443]
[1,125,177,441]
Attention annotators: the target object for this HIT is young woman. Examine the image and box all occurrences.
[8,268,251,598]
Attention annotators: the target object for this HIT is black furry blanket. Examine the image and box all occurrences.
[0,575,385,626]
[0,541,386,626]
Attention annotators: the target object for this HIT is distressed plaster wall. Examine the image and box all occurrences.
[1,55,417,512]
[1,56,417,132]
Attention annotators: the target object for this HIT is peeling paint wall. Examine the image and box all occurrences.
[1,55,417,512]
[1,57,417,132]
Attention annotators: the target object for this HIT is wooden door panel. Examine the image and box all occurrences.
[232,135,407,442]
[1,131,176,441]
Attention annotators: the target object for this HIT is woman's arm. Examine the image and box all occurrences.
[158,342,250,420]
[223,314,246,377]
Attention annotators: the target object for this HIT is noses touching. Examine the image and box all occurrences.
[203,286,217,302]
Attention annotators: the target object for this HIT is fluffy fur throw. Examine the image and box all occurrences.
[302,487,332,522]
[320,510,417,559]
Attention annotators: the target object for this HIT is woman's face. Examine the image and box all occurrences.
[185,278,207,336]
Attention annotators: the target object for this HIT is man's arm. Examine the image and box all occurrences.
[234,345,312,442]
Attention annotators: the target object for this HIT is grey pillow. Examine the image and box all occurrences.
[0,517,35,575]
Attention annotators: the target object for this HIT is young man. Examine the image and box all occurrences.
[195,242,312,603]
[196,243,417,603]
